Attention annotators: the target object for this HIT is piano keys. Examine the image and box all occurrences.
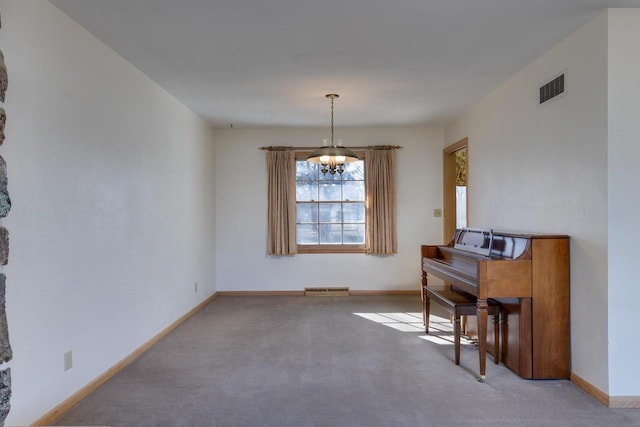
[421,228,570,380]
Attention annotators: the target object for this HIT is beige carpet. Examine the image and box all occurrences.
[55,296,640,426]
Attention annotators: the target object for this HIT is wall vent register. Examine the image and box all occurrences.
[539,74,565,104]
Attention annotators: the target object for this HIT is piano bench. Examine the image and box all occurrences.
[423,285,500,366]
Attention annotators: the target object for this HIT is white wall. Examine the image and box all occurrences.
[0,0,217,424]
[215,127,443,292]
[607,9,640,397]
[445,13,611,392]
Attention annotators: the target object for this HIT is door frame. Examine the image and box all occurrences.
[443,137,468,242]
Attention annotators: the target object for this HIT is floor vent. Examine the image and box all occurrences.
[305,287,350,296]
[539,73,565,104]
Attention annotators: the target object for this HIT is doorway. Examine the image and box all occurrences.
[443,138,468,242]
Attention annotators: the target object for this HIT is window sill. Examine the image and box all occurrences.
[297,245,367,254]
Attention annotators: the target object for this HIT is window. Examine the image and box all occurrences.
[264,146,396,256]
[295,154,366,253]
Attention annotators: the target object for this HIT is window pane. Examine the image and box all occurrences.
[296,161,318,181]
[319,182,341,201]
[297,224,318,244]
[343,203,365,223]
[343,181,365,201]
[297,203,318,223]
[319,224,342,244]
[341,161,365,180]
[319,203,342,223]
[343,224,365,244]
[296,182,318,201]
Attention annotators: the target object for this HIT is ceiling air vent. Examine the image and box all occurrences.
[539,74,565,104]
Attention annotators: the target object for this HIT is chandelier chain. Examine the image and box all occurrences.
[330,96,334,146]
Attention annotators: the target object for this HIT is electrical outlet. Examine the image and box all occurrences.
[194,282,198,293]
[433,209,442,218]
[64,350,73,371]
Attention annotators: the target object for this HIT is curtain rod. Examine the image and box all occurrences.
[259,146,294,151]
[259,145,402,151]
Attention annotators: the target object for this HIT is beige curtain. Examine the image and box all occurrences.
[366,148,397,254]
[267,150,297,255]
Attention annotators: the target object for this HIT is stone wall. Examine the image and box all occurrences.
[0,9,12,426]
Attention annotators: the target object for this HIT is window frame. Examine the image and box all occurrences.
[294,149,367,254]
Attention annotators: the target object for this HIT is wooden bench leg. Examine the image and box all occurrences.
[454,315,461,365]
[461,315,467,336]
[493,311,500,364]
[424,291,431,334]
[477,299,488,382]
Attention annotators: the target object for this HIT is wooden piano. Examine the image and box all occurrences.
[421,228,570,381]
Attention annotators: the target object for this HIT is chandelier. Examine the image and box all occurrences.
[306,94,359,175]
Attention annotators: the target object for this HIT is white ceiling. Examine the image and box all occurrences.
[50,0,640,128]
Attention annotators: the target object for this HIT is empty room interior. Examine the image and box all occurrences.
[1,0,640,425]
